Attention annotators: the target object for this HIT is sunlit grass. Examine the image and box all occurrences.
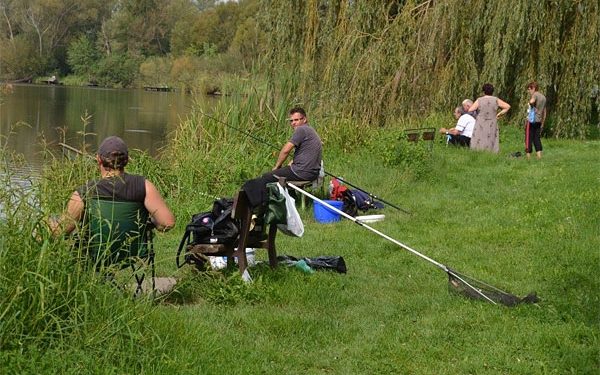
[1,103,598,374]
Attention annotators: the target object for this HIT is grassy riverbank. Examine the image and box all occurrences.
[1,113,598,373]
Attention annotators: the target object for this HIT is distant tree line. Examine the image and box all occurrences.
[1,0,597,138]
[0,0,264,90]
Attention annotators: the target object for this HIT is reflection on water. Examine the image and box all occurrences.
[0,84,211,176]
[0,168,38,221]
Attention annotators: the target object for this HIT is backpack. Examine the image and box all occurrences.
[176,198,240,268]
[330,177,384,217]
[329,177,348,201]
[342,189,385,217]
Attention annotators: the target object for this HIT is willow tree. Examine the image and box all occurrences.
[260,0,599,138]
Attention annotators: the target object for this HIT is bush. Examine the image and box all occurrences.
[95,53,140,87]
[381,130,435,179]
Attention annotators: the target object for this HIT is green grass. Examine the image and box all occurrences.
[1,121,598,374]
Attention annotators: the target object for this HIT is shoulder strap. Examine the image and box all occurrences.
[176,230,191,268]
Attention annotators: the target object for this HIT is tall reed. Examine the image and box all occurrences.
[0,133,164,364]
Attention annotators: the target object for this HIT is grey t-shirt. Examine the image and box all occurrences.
[289,124,322,181]
[532,92,547,123]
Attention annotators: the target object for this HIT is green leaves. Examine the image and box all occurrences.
[261,0,600,138]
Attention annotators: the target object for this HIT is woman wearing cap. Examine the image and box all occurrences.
[50,136,175,236]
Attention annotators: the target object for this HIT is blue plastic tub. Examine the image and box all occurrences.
[313,200,344,223]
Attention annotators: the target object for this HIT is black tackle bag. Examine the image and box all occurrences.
[176,198,240,268]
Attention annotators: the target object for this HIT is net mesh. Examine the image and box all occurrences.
[447,268,539,306]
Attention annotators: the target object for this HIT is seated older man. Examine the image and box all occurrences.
[439,106,475,147]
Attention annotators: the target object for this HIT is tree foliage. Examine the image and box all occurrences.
[261,0,600,138]
[230,16,267,69]
[95,51,140,87]
[0,0,115,76]
[170,0,259,57]
[1,0,597,138]
[67,35,99,77]
[103,0,198,57]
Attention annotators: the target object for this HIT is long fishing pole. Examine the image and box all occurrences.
[199,110,280,150]
[59,142,95,160]
[60,142,226,202]
[199,111,411,215]
[286,183,497,305]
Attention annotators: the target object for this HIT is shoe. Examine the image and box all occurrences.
[509,152,522,158]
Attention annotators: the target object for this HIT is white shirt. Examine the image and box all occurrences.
[455,114,475,138]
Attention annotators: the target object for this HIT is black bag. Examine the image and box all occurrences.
[176,198,240,268]
[303,255,347,274]
[276,255,348,274]
[341,190,358,216]
[342,189,385,217]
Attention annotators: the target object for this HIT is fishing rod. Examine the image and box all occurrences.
[60,142,226,201]
[199,110,280,150]
[59,142,95,160]
[199,111,412,215]
[287,183,539,307]
[324,172,411,216]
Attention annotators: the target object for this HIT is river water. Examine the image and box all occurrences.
[0,83,209,177]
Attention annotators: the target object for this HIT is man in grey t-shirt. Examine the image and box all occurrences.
[262,107,322,182]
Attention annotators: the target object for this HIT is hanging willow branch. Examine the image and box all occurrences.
[261,0,599,138]
[411,0,434,17]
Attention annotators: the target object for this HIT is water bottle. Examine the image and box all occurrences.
[245,248,256,267]
[295,259,314,274]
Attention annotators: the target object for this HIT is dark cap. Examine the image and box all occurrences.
[98,136,128,158]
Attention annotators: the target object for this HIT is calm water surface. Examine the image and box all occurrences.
[0,84,211,176]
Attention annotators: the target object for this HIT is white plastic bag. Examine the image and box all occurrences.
[276,183,304,237]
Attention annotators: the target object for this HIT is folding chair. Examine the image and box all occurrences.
[84,199,155,298]
[404,127,436,150]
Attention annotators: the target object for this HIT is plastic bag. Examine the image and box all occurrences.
[302,255,347,274]
[276,184,304,237]
[527,105,536,123]
[277,254,347,274]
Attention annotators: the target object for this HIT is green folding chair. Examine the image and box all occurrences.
[84,199,155,298]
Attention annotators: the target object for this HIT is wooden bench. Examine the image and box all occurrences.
[404,127,436,149]
[184,188,278,275]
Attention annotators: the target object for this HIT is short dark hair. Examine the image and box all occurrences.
[100,153,128,171]
[290,107,306,118]
[482,83,494,95]
[527,81,539,91]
